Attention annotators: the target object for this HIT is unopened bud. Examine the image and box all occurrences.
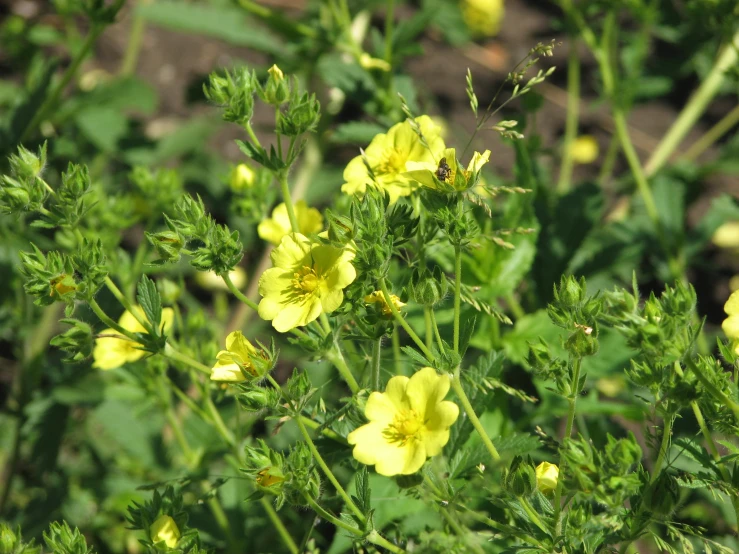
[503,456,537,497]
[149,515,180,549]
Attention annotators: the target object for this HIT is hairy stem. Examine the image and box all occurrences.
[552,356,582,533]
[450,367,501,462]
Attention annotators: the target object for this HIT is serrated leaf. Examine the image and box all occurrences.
[136,275,162,336]
[400,346,432,367]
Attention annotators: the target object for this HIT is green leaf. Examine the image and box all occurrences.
[353,467,371,513]
[501,310,565,366]
[137,1,283,54]
[136,275,162,335]
[75,106,128,152]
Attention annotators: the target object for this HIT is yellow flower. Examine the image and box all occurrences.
[93,307,174,370]
[722,290,739,356]
[712,221,739,249]
[342,116,446,204]
[229,163,255,192]
[194,267,247,292]
[570,135,599,164]
[462,0,504,38]
[535,462,559,494]
[364,290,406,317]
[404,147,490,193]
[347,367,459,476]
[149,515,180,549]
[211,331,260,382]
[258,201,324,246]
[258,233,356,332]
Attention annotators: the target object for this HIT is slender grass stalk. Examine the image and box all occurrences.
[645,29,739,176]
[119,0,147,76]
[557,39,581,194]
[683,103,739,162]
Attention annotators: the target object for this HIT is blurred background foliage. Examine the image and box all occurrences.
[0,0,738,552]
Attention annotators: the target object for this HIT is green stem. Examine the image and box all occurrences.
[557,38,581,194]
[392,323,401,373]
[88,298,139,341]
[295,417,366,522]
[304,494,362,536]
[326,345,360,394]
[19,24,105,143]
[424,308,433,351]
[166,408,195,460]
[371,337,382,391]
[379,278,434,361]
[119,0,147,76]
[453,246,462,354]
[645,29,739,176]
[383,0,395,63]
[278,172,300,234]
[163,344,211,375]
[597,134,620,187]
[505,293,526,321]
[518,496,550,535]
[245,122,263,149]
[686,356,739,422]
[450,368,500,461]
[222,271,259,311]
[298,416,347,444]
[104,276,150,329]
[461,505,546,548]
[683,103,739,162]
[259,498,298,554]
[235,0,316,38]
[205,394,236,448]
[552,356,582,533]
[428,310,444,351]
[650,413,674,483]
[367,530,406,554]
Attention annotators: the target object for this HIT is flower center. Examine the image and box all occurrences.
[383,409,423,445]
[292,266,322,295]
[375,147,405,176]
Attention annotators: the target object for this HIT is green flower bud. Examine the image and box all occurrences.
[147,230,185,264]
[260,64,290,106]
[277,92,321,137]
[410,267,448,306]
[0,524,18,554]
[564,327,599,357]
[503,456,537,497]
[527,340,552,371]
[325,209,354,245]
[238,387,274,412]
[555,275,586,308]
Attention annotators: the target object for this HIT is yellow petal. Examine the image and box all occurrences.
[466,150,491,173]
[225,330,256,360]
[722,314,739,340]
[426,400,460,432]
[92,332,144,370]
[423,428,451,457]
[210,362,248,382]
[406,367,450,420]
[725,290,739,316]
[384,375,411,409]
[365,391,398,424]
[270,233,311,269]
[272,299,321,332]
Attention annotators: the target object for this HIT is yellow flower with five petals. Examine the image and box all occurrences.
[347,367,459,476]
[404,147,490,193]
[342,116,446,204]
[258,201,324,246]
[258,233,356,332]
[211,331,261,382]
[92,306,174,370]
[722,290,739,356]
